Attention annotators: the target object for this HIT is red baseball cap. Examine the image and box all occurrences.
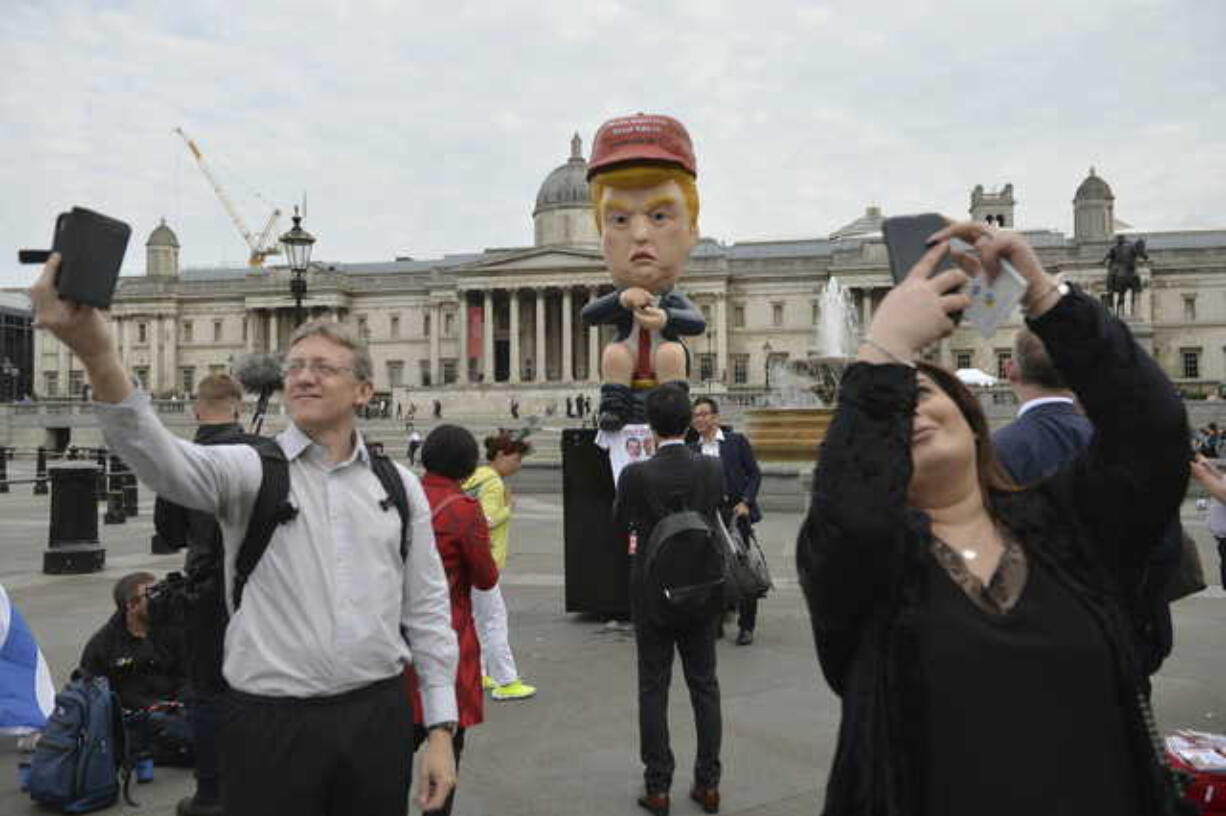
[586,113,697,180]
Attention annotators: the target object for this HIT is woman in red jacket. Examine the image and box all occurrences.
[406,424,499,816]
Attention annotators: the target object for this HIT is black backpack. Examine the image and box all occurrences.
[640,457,727,627]
[232,436,411,611]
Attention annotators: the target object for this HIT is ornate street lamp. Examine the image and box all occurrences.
[762,340,774,390]
[279,206,316,327]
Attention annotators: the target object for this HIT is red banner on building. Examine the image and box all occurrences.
[467,305,483,360]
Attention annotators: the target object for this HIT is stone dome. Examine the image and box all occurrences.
[829,205,885,240]
[533,134,591,216]
[146,218,180,248]
[1075,167,1114,201]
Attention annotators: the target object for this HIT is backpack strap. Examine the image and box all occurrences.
[370,447,412,562]
[232,436,294,612]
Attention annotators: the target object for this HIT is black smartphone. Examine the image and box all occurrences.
[49,207,131,308]
[882,213,961,324]
[881,213,956,284]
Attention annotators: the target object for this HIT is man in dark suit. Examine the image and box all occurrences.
[686,397,764,645]
[614,383,725,816]
[992,328,1094,486]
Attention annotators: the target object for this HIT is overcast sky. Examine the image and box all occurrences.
[2,0,1223,287]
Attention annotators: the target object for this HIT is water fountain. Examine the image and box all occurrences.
[744,277,858,461]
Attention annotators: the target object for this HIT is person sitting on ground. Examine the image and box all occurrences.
[406,424,499,816]
[79,572,189,713]
[796,221,1189,815]
[462,432,537,701]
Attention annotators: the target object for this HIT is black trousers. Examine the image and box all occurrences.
[1217,537,1226,588]
[220,675,413,816]
[411,724,467,816]
[635,615,722,794]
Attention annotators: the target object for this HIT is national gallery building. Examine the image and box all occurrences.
[33,137,1226,412]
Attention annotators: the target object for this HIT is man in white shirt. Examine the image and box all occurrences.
[31,255,458,816]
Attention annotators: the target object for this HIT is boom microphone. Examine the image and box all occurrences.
[233,353,283,435]
[233,353,284,394]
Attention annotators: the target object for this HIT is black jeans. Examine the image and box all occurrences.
[220,675,413,816]
[635,615,722,794]
[411,725,467,816]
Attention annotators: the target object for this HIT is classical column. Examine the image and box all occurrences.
[164,315,178,393]
[562,286,574,382]
[587,287,600,382]
[482,289,495,383]
[457,291,469,383]
[429,301,440,385]
[149,318,160,393]
[715,293,729,384]
[535,288,546,383]
[57,338,69,397]
[859,290,872,337]
[268,311,279,353]
[245,312,255,353]
[509,288,521,384]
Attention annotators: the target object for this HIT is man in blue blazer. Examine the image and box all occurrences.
[686,397,763,645]
[991,328,1094,486]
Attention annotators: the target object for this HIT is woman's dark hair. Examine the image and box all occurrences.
[422,424,479,481]
[485,431,533,462]
[914,361,1019,505]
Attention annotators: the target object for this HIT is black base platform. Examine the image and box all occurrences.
[562,428,630,619]
[43,544,107,575]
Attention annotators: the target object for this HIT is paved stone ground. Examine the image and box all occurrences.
[1,459,1223,815]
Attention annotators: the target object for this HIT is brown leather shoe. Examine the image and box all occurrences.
[637,791,670,816]
[689,785,720,813]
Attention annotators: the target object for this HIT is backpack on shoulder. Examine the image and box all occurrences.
[641,457,728,627]
[27,675,134,813]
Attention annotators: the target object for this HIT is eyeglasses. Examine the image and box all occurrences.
[281,359,355,379]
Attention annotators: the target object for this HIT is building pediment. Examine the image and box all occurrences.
[462,246,603,273]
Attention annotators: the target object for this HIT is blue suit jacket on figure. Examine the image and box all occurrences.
[580,287,706,341]
[685,426,763,523]
[991,400,1094,487]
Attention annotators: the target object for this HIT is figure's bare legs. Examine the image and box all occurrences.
[601,342,634,387]
[654,342,687,383]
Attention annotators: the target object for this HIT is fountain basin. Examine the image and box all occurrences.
[745,406,835,463]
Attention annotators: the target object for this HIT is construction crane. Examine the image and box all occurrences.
[173,127,282,267]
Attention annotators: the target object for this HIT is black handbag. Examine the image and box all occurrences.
[715,513,772,600]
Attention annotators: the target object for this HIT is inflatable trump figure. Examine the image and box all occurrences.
[581,114,706,431]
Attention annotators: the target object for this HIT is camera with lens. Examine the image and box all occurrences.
[145,571,205,629]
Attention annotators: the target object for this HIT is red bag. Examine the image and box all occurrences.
[1166,731,1226,814]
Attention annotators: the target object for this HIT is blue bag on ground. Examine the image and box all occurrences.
[27,675,131,813]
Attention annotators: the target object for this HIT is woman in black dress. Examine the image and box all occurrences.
[797,221,1190,815]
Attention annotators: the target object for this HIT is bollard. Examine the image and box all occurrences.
[122,476,138,518]
[0,446,7,494]
[108,455,125,497]
[103,489,126,525]
[44,463,105,574]
[33,447,49,495]
[95,448,108,501]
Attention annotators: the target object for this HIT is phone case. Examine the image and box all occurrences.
[51,207,131,308]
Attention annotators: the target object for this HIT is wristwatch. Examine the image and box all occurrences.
[427,720,458,737]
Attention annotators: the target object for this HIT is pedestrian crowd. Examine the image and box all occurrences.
[17,192,1219,816]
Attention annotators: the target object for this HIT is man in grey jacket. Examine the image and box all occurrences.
[32,255,458,816]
